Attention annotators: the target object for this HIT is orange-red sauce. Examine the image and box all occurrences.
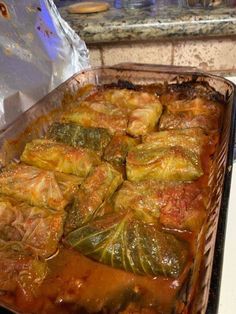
[0,247,191,314]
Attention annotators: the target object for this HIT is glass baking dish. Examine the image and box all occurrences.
[0,63,235,314]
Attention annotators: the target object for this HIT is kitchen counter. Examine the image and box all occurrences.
[58,2,236,75]
[59,1,236,44]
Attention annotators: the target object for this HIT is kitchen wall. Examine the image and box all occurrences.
[88,36,236,76]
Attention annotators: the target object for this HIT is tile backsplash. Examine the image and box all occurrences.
[88,36,236,76]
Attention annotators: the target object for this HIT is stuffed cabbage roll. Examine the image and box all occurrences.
[126,143,203,182]
[65,162,123,234]
[21,139,100,177]
[127,104,162,137]
[66,211,189,278]
[159,81,224,107]
[0,196,65,258]
[114,181,206,232]
[87,88,163,136]
[159,97,222,131]
[88,88,161,112]
[62,101,127,134]
[114,181,160,223]
[0,164,68,210]
[47,122,112,155]
[0,244,47,294]
[54,172,83,202]
[103,135,139,167]
[143,128,209,155]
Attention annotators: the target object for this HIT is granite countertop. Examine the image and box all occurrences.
[58,1,236,44]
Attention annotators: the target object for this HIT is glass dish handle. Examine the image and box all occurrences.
[112,62,199,73]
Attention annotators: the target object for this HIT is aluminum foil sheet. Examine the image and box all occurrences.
[0,0,89,130]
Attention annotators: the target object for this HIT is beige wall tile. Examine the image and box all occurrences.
[173,38,236,72]
[102,42,173,66]
[88,47,102,67]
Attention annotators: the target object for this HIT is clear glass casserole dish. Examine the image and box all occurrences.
[0,63,235,314]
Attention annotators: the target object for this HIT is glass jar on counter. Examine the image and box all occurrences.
[179,0,225,7]
[114,0,156,9]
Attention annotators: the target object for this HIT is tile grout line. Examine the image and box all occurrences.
[171,41,174,65]
[100,46,105,67]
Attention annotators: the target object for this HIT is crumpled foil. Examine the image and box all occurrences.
[0,0,90,130]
